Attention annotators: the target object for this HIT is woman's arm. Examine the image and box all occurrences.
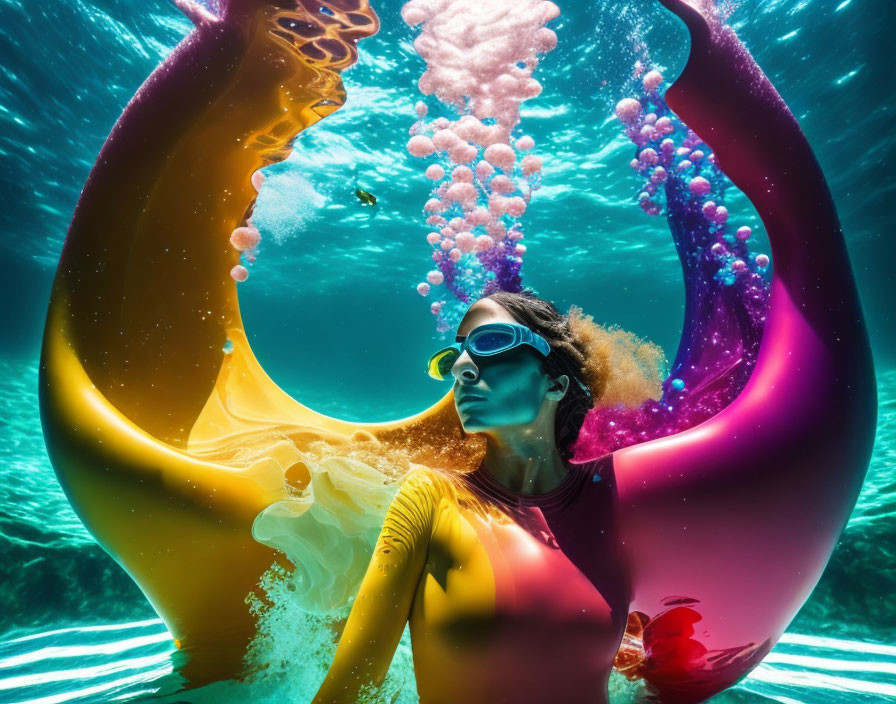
[312,468,439,703]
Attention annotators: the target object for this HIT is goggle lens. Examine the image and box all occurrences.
[468,329,515,354]
[428,348,460,380]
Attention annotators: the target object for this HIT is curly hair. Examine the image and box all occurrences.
[482,290,666,461]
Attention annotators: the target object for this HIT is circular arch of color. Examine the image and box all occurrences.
[39,0,876,700]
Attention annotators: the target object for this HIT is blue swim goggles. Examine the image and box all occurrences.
[427,322,551,381]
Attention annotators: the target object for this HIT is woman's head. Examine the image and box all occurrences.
[451,291,606,462]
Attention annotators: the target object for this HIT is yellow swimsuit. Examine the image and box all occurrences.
[314,456,629,704]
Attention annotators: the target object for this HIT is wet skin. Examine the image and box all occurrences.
[450,298,572,495]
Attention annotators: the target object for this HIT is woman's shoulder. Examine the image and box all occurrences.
[396,465,465,504]
[401,465,491,516]
[384,466,471,544]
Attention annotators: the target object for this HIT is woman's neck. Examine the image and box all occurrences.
[482,425,569,495]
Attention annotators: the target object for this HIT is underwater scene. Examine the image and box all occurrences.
[0,0,893,702]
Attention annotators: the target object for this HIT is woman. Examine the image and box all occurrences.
[312,291,662,704]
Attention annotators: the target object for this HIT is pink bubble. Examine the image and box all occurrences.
[408,135,435,157]
[426,232,441,245]
[475,160,495,180]
[424,198,445,212]
[425,164,445,180]
[711,242,726,256]
[515,244,527,255]
[755,254,770,268]
[484,143,516,172]
[639,148,659,166]
[655,116,674,134]
[515,135,535,151]
[432,129,460,152]
[676,146,691,157]
[677,160,693,172]
[417,70,434,95]
[490,175,515,194]
[230,226,261,252]
[449,217,465,230]
[521,78,542,99]
[452,116,484,142]
[432,117,449,130]
[489,194,509,216]
[521,154,542,176]
[640,124,657,141]
[472,99,496,121]
[417,282,431,296]
[644,113,657,125]
[467,207,491,226]
[702,201,718,218]
[430,301,443,314]
[660,138,675,153]
[440,227,455,238]
[714,206,729,223]
[230,265,249,282]
[250,170,265,192]
[415,101,428,118]
[445,181,477,204]
[736,226,752,241]
[440,239,454,251]
[451,166,474,182]
[629,158,640,170]
[486,221,507,240]
[533,27,557,53]
[688,176,712,196]
[493,73,519,97]
[651,166,668,183]
[449,248,462,262]
[426,269,444,285]
[506,197,527,217]
[615,98,642,125]
[643,70,663,92]
[426,215,447,226]
[691,150,705,161]
[475,234,495,251]
[732,259,747,272]
[541,0,561,21]
[450,142,478,164]
[401,5,427,26]
[455,231,476,252]
[639,199,660,216]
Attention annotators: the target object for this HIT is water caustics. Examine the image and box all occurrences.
[38,0,877,702]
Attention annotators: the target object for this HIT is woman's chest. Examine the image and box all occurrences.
[412,502,616,643]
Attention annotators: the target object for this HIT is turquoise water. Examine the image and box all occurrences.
[0,0,893,701]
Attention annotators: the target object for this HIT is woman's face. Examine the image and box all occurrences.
[452,299,565,433]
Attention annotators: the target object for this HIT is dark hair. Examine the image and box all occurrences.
[481,290,599,462]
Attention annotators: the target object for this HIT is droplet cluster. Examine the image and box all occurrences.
[402,0,560,333]
[615,61,770,285]
[570,58,773,461]
[227,169,265,283]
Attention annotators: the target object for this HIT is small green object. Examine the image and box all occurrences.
[355,188,377,206]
